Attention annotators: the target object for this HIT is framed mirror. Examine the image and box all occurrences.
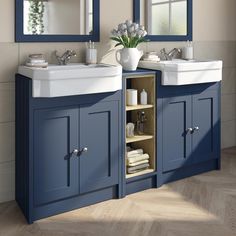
[15,0,100,42]
[133,0,192,41]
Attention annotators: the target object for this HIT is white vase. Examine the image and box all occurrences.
[116,48,143,71]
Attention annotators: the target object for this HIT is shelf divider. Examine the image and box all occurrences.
[126,135,153,144]
[126,168,155,179]
[126,104,154,111]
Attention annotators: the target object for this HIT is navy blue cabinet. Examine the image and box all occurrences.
[33,102,119,206]
[34,108,79,206]
[162,89,220,172]
[162,95,192,172]
[192,90,220,164]
[156,72,221,185]
[16,75,122,223]
[79,102,119,194]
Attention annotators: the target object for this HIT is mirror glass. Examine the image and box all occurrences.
[139,0,188,36]
[23,0,93,35]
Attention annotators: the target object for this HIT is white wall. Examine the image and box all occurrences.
[0,0,235,202]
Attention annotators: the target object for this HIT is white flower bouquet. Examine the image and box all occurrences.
[111,20,148,48]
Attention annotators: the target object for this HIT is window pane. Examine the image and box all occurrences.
[171,1,187,35]
[152,0,169,3]
[151,3,169,35]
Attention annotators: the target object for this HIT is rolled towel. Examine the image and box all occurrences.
[127,154,150,165]
[127,149,143,157]
[127,159,149,167]
[127,163,150,174]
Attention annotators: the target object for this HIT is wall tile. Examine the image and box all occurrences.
[0,161,15,203]
[0,43,19,82]
[146,42,185,56]
[19,43,86,65]
[193,0,236,41]
[100,0,132,41]
[221,121,236,149]
[0,83,15,123]
[0,123,15,164]
[0,0,14,43]
[221,94,236,122]
[194,41,236,68]
[221,68,236,95]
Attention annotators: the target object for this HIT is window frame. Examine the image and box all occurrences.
[133,0,192,41]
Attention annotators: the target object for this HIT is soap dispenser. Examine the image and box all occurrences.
[140,89,148,105]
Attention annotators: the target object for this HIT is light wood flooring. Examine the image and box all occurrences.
[1,148,236,236]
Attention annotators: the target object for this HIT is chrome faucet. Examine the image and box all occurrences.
[160,48,181,61]
[55,50,77,65]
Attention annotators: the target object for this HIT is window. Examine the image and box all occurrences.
[146,0,187,35]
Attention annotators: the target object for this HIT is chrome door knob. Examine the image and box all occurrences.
[70,149,79,157]
[78,147,88,157]
[81,147,88,153]
[193,127,199,132]
[186,128,193,133]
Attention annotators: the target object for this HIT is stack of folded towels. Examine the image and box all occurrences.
[25,54,48,68]
[141,52,160,62]
[126,148,150,174]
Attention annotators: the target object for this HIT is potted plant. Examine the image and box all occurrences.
[28,0,45,35]
[111,20,148,71]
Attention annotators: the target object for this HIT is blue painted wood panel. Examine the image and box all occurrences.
[192,90,219,163]
[34,108,79,206]
[162,95,192,172]
[79,101,119,194]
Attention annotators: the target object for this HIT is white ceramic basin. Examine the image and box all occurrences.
[138,59,223,86]
[18,63,122,97]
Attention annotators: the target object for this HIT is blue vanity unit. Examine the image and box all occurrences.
[15,64,123,223]
[155,70,221,185]
[16,65,221,223]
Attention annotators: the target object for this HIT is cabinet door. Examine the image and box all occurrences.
[79,101,119,194]
[34,108,79,206]
[192,90,219,163]
[162,96,192,172]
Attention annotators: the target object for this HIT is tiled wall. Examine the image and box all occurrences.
[0,0,236,203]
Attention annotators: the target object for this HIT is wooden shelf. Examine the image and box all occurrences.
[126,168,155,179]
[126,135,153,144]
[126,104,154,111]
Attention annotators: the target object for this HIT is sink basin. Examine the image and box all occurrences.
[18,63,122,97]
[138,59,223,86]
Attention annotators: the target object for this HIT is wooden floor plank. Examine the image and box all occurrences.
[1,148,236,236]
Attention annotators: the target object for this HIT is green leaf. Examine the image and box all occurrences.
[115,43,122,47]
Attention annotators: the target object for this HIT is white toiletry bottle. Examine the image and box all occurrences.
[86,41,97,64]
[183,41,194,60]
[140,89,148,105]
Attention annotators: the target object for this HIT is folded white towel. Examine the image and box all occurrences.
[127,160,149,167]
[142,58,160,62]
[29,59,46,64]
[25,62,48,68]
[127,149,143,158]
[127,154,150,165]
[127,163,150,174]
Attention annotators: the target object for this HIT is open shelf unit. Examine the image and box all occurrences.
[124,74,156,180]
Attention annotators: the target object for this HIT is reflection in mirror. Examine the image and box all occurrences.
[140,0,187,36]
[23,0,93,35]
